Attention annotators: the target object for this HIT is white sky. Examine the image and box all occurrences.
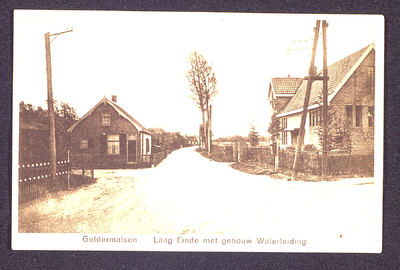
[13,11,383,138]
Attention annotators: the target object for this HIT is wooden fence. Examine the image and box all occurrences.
[19,152,95,204]
[18,160,69,204]
[224,143,374,180]
[69,153,94,184]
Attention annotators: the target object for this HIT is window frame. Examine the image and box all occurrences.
[282,131,288,145]
[309,110,320,127]
[346,105,353,126]
[146,138,150,153]
[281,118,287,130]
[356,105,363,127]
[80,139,88,149]
[101,111,111,126]
[107,134,120,155]
[368,106,374,127]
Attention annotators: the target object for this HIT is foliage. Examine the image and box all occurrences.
[185,51,218,152]
[217,135,247,143]
[285,145,295,151]
[149,127,186,151]
[248,120,260,147]
[317,108,352,151]
[19,100,79,160]
[303,144,317,152]
[267,112,281,142]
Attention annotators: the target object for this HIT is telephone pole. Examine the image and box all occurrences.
[292,20,329,181]
[322,20,328,179]
[292,20,321,181]
[44,29,72,186]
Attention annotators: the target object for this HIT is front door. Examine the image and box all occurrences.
[128,140,137,162]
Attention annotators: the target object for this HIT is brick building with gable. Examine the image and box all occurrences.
[273,43,375,150]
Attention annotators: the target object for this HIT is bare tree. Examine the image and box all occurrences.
[185,51,218,153]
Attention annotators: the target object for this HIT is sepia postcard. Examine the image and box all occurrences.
[12,10,384,252]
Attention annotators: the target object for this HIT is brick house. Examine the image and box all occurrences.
[276,43,375,150]
[67,96,152,168]
[185,134,198,145]
[268,76,303,115]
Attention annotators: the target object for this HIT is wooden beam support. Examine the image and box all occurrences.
[292,20,321,181]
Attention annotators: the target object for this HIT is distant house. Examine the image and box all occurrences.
[67,96,152,168]
[275,43,375,150]
[268,76,303,115]
[185,134,198,145]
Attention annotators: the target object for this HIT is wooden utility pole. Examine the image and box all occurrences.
[322,20,329,179]
[44,29,72,186]
[292,20,321,181]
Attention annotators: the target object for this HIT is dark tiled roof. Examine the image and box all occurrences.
[279,44,374,115]
[67,97,151,134]
[271,77,303,95]
[109,100,150,133]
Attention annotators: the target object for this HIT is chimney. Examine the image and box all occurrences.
[112,95,117,103]
[288,74,290,77]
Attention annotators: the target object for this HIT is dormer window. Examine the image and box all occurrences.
[101,111,110,126]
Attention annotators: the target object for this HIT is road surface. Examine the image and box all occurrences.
[19,146,376,243]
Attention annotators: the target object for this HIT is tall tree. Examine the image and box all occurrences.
[248,120,260,147]
[19,100,79,161]
[185,51,218,153]
[267,111,281,142]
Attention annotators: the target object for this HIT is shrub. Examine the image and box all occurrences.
[285,145,295,151]
[304,144,318,152]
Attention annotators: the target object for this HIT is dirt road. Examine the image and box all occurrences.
[19,147,375,238]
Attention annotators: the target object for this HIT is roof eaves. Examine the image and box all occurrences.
[277,103,321,118]
[67,98,105,133]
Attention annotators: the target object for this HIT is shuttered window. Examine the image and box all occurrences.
[119,134,127,155]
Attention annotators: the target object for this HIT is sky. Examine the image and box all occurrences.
[14,11,383,138]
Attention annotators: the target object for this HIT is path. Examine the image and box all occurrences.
[19,146,376,245]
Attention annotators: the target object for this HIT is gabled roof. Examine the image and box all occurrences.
[270,77,303,95]
[277,43,375,117]
[67,96,151,134]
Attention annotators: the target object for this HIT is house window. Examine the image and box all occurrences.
[108,135,119,154]
[356,106,362,127]
[80,139,88,149]
[368,106,374,127]
[309,110,320,127]
[282,131,288,145]
[146,138,150,153]
[346,105,353,126]
[101,111,110,126]
[281,118,287,129]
